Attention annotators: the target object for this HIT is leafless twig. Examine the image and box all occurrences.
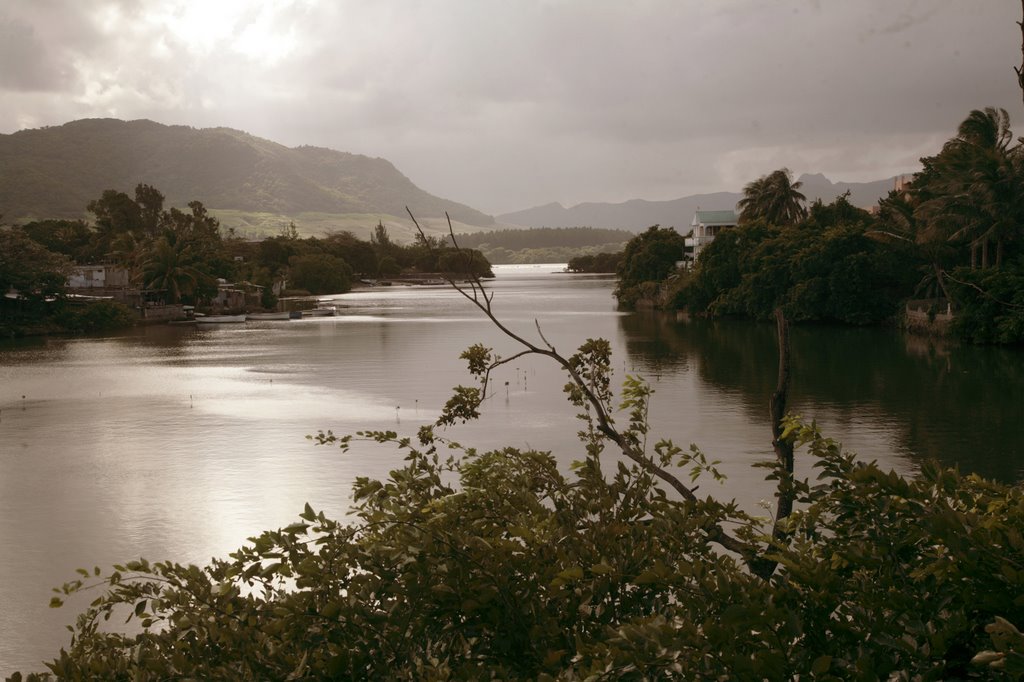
[405,207,765,563]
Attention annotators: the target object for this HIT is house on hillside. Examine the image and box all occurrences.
[686,210,739,264]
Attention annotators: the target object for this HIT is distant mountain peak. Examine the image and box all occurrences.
[497,176,906,231]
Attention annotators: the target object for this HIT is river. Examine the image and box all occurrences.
[1,264,1022,672]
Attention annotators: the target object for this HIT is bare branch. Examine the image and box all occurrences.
[943,270,1024,310]
[864,229,913,243]
[404,206,773,571]
[535,320,556,352]
[479,350,533,399]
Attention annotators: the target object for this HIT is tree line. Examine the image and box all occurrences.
[451,227,631,265]
[1,187,492,334]
[615,108,1024,343]
[453,226,634,250]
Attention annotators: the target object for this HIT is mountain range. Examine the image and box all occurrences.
[496,173,902,231]
[0,118,906,239]
[0,118,493,238]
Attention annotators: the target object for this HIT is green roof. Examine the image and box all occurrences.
[694,210,739,225]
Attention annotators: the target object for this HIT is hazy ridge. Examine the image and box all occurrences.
[1,118,906,238]
[0,118,495,229]
[497,174,902,231]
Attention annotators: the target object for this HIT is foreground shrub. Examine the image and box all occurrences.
[21,391,1024,679]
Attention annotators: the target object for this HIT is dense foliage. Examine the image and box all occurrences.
[566,251,624,273]
[286,254,353,295]
[54,301,139,333]
[675,197,921,324]
[619,108,1024,343]
[613,225,686,307]
[2,188,493,335]
[737,168,807,226]
[454,227,634,250]
[451,227,631,265]
[0,229,71,300]
[945,260,1024,344]
[17,333,1024,680]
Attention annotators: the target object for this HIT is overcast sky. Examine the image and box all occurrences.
[0,1,1020,215]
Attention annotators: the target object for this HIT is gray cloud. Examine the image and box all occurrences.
[0,0,1020,214]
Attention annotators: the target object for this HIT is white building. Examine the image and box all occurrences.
[686,210,739,263]
[67,264,130,289]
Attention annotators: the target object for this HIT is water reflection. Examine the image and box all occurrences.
[2,268,1023,673]
[620,312,1024,482]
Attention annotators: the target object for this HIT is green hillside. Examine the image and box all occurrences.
[0,119,494,231]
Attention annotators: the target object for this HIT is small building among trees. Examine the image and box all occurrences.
[687,210,738,263]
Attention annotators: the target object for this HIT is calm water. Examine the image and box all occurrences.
[1,264,1022,672]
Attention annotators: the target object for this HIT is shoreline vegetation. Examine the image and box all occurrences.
[612,108,1024,346]
[0,188,493,339]
[11,106,1023,345]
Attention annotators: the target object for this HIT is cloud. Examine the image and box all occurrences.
[0,15,72,92]
[0,0,1020,214]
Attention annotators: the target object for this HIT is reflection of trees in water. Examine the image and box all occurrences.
[617,311,698,375]
[620,311,1024,482]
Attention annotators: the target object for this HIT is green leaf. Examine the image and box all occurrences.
[811,655,832,674]
[633,570,662,586]
[558,566,584,581]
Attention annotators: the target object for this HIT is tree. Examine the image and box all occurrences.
[914,108,1024,269]
[134,184,165,238]
[0,228,71,300]
[673,194,921,325]
[140,237,204,304]
[56,300,137,333]
[287,253,353,295]
[737,168,807,226]
[87,189,143,259]
[371,220,396,255]
[280,221,300,240]
[567,251,624,273]
[614,225,686,306]
[319,231,377,276]
[156,201,229,300]
[18,220,93,263]
[436,248,494,278]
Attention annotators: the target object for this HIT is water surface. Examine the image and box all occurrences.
[1,264,1021,672]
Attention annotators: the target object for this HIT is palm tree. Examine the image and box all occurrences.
[874,186,956,303]
[141,237,203,304]
[737,168,807,226]
[915,107,1024,268]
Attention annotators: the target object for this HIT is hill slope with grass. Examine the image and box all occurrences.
[0,118,494,235]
